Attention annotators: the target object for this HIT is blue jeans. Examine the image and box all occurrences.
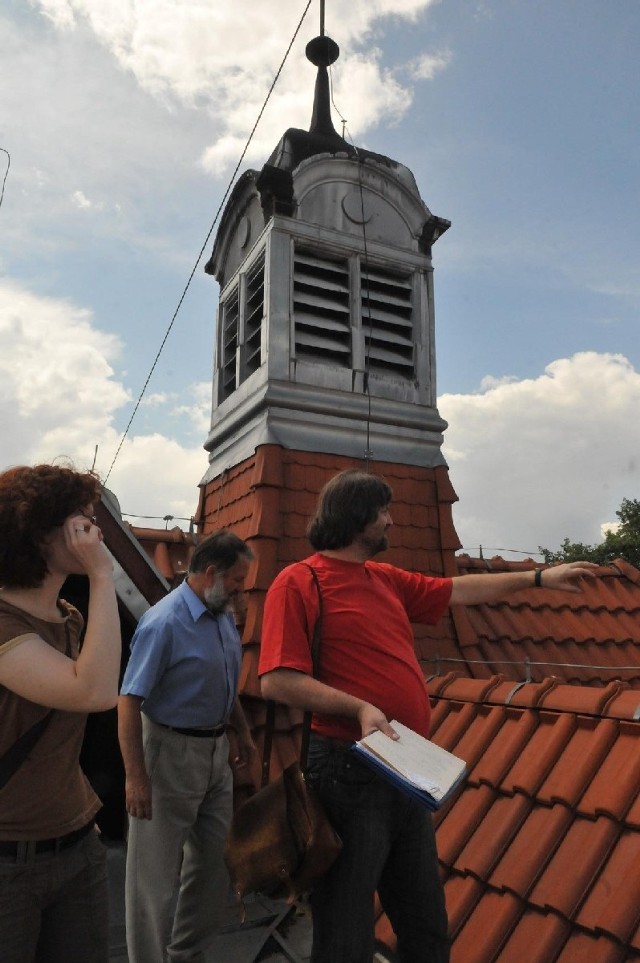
[306,737,450,963]
[0,829,108,963]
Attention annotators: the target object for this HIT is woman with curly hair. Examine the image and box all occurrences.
[0,463,121,963]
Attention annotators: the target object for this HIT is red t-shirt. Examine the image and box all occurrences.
[259,553,452,741]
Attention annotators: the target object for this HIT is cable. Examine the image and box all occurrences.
[327,67,376,466]
[104,0,314,485]
[0,148,10,210]
[121,512,194,523]
[460,546,545,559]
[427,654,640,675]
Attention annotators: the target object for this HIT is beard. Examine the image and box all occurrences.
[203,576,230,614]
[359,531,389,557]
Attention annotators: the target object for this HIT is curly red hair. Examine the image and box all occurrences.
[0,464,101,588]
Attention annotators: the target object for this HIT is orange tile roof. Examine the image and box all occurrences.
[450,555,640,688]
[128,524,196,587]
[422,676,640,962]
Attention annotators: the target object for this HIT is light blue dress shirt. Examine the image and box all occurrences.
[120,580,241,728]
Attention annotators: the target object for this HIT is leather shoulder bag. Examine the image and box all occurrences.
[224,565,342,905]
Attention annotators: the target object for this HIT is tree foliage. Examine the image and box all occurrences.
[539,498,640,569]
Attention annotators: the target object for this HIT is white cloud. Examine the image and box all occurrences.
[27,0,445,179]
[100,433,208,527]
[173,382,212,437]
[0,279,126,465]
[600,521,620,539]
[406,50,452,81]
[141,392,176,408]
[479,374,519,392]
[439,352,640,559]
[0,279,206,527]
[71,189,104,211]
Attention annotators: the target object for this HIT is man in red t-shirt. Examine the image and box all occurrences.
[260,469,596,963]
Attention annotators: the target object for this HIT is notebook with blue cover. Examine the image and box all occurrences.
[352,720,467,811]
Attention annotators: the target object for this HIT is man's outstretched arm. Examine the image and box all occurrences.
[449,560,598,606]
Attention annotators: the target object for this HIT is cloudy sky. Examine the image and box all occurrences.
[1,0,638,559]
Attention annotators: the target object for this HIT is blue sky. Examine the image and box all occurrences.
[1,0,638,557]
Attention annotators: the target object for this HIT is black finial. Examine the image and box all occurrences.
[305,35,340,136]
[306,35,339,69]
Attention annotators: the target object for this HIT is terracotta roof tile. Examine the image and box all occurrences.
[451,705,505,770]
[456,794,532,879]
[539,682,626,715]
[252,444,284,488]
[430,673,505,706]
[467,710,539,788]
[577,722,640,820]
[451,890,523,961]
[494,909,571,963]
[601,688,640,721]
[247,486,281,539]
[434,785,497,864]
[575,830,640,943]
[428,701,477,751]
[443,873,484,938]
[501,712,576,797]
[488,803,573,896]
[554,931,628,963]
[536,716,617,807]
[625,789,640,831]
[529,816,619,917]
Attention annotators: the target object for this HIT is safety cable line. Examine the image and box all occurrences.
[427,654,640,675]
[104,0,314,485]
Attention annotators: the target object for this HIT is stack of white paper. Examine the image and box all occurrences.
[353,720,467,810]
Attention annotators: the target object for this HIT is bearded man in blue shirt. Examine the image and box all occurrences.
[118,530,256,963]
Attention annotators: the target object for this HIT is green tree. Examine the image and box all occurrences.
[539,498,640,568]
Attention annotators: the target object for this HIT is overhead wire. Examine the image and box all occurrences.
[104,0,314,485]
[0,148,10,210]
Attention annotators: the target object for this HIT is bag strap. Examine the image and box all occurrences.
[261,564,322,788]
[0,711,54,791]
[0,614,72,792]
[299,564,322,772]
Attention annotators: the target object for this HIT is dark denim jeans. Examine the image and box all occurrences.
[0,829,108,963]
[306,736,450,963]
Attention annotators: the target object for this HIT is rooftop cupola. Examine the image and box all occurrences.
[201,10,451,484]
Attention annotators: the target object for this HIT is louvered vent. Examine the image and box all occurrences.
[220,287,239,399]
[293,251,351,366]
[243,252,264,380]
[361,266,414,378]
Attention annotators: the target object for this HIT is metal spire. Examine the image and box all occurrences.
[306,1,340,137]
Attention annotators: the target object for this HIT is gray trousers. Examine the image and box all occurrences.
[125,717,233,963]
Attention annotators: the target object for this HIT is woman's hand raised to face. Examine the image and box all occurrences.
[62,514,113,580]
